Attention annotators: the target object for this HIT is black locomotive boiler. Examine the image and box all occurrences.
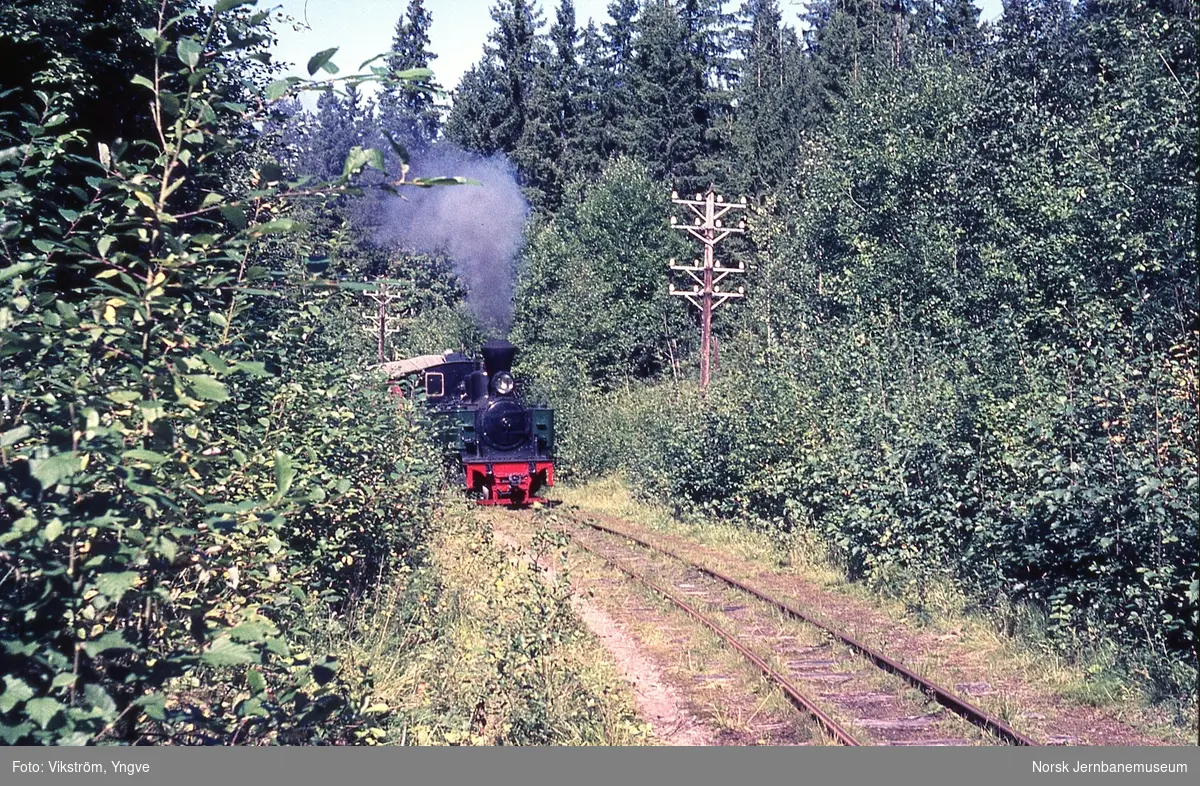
[381,340,554,506]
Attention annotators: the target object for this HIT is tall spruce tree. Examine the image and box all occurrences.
[731,0,811,194]
[379,0,441,151]
[549,0,581,145]
[679,0,739,189]
[598,0,641,158]
[604,0,641,77]
[569,19,614,184]
[994,0,1088,110]
[801,0,911,114]
[443,58,509,155]
[627,0,708,192]
[516,0,583,211]
[299,87,370,180]
[445,0,544,157]
[911,0,984,58]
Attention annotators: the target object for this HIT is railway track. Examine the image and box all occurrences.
[553,509,1039,748]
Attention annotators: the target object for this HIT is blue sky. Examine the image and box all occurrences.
[269,0,1007,95]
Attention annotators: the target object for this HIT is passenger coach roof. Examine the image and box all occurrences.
[377,354,451,376]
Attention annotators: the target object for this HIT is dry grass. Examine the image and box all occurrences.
[556,477,844,584]
[335,497,650,745]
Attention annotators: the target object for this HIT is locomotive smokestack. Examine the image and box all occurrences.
[481,339,518,376]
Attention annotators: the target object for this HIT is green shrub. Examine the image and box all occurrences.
[0,0,446,744]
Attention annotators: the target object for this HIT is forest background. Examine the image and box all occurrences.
[0,0,1195,745]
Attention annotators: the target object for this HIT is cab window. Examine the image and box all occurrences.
[425,372,444,397]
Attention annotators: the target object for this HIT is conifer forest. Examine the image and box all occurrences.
[0,0,1195,745]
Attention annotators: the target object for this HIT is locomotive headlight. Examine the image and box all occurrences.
[493,372,515,396]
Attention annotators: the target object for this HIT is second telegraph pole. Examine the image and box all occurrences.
[361,282,407,365]
[669,187,747,391]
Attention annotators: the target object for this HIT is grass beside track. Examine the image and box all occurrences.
[319,495,651,745]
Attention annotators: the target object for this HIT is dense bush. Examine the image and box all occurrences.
[512,158,693,393]
[555,330,1195,691]
[515,6,1197,699]
[0,0,445,744]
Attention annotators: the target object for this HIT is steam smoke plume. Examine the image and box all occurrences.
[376,147,529,335]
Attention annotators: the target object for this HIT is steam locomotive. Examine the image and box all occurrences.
[381,340,554,506]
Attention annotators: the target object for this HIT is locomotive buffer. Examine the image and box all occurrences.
[669,188,747,391]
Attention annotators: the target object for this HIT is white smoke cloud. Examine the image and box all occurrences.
[375,146,530,335]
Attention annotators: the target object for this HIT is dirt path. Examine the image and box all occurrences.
[566,589,716,745]
[490,525,716,745]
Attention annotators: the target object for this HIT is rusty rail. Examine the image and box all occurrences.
[568,536,863,746]
[573,512,1038,747]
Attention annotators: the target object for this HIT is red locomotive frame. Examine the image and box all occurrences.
[466,460,554,506]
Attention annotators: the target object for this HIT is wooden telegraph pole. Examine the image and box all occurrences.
[669,187,747,391]
[361,282,407,365]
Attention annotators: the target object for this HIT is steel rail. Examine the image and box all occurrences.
[573,512,1038,747]
[567,536,863,746]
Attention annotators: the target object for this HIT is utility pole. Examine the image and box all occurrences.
[360,282,407,365]
[669,187,747,391]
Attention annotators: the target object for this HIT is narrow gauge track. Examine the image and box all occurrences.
[558,510,1038,747]
[567,535,861,745]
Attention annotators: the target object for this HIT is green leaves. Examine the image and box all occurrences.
[1,425,31,446]
[512,159,687,391]
[31,453,79,489]
[215,0,258,12]
[201,637,258,667]
[136,27,168,55]
[24,697,64,729]
[0,0,454,748]
[123,449,170,465]
[249,218,305,236]
[273,451,295,501]
[259,160,284,182]
[229,620,272,643]
[265,78,296,101]
[234,360,272,377]
[307,47,339,76]
[134,693,167,722]
[384,132,409,166]
[0,146,22,167]
[95,572,141,601]
[0,677,35,713]
[219,205,248,228]
[409,176,479,188]
[84,684,118,721]
[184,374,230,402]
[84,632,136,658]
[246,669,266,694]
[177,37,203,70]
[0,262,38,282]
[340,146,385,179]
[43,520,64,543]
[392,67,434,81]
